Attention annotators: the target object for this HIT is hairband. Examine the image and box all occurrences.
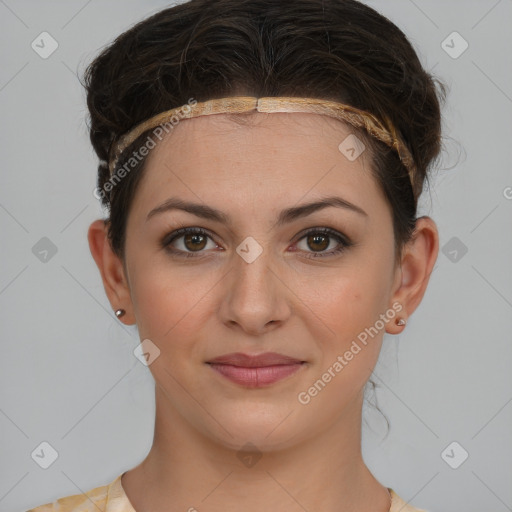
[107,96,416,197]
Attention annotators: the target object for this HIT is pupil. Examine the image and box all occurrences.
[182,233,330,253]
[309,234,328,251]
[185,234,206,251]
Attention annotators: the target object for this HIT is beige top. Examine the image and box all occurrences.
[26,472,428,512]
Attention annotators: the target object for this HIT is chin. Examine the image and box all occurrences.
[194,404,310,453]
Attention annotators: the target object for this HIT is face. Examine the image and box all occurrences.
[122,112,402,451]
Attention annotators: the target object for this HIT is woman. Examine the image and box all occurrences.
[28,0,443,510]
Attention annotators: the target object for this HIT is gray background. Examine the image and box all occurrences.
[1,1,511,511]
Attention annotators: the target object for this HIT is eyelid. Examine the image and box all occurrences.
[293,226,351,245]
[292,227,352,258]
[161,225,352,258]
[161,226,219,249]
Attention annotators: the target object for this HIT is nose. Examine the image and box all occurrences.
[218,243,292,336]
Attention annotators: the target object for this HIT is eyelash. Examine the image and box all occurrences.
[161,226,353,260]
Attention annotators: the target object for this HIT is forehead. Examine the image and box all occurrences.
[129,112,388,221]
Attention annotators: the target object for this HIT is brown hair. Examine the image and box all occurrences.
[83,0,445,264]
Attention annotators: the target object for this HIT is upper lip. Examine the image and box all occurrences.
[207,352,304,367]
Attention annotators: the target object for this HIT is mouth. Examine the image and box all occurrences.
[206,352,306,388]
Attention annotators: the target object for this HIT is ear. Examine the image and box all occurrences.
[87,219,135,325]
[386,216,439,334]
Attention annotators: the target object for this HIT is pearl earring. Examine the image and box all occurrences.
[115,309,126,318]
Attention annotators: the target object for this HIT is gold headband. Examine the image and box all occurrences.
[108,96,416,194]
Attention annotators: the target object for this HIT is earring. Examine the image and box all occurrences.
[395,317,406,326]
[115,308,126,318]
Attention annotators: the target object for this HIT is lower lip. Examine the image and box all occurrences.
[207,362,304,388]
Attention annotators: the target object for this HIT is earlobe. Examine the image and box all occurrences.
[87,219,135,324]
[386,216,439,335]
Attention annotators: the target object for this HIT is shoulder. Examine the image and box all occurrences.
[389,488,429,512]
[25,474,122,512]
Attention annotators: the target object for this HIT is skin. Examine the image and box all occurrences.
[88,111,439,512]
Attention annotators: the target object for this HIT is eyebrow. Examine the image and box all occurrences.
[146,195,368,225]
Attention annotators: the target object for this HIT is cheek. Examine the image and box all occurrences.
[306,261,391,371]
[128,255,219,352]
[310,263,389,330]
[298,284,386,415]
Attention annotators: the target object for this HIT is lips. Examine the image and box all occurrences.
[207,352,304,367]
[206,352,306,388]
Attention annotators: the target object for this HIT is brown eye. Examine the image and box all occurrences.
[306,233,330,252]
[183,233,208,251]
[295,228,351,258]
[163,227,218,257]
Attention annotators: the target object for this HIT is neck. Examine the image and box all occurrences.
[121,385,391,512]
